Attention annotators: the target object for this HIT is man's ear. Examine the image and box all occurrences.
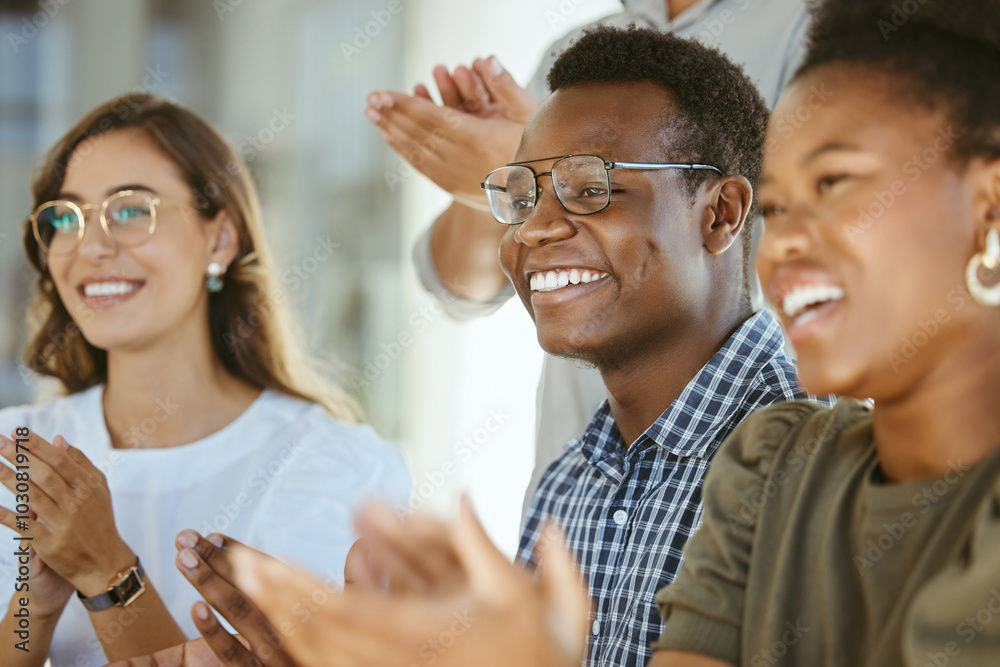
[701,175,753,255]
[208,211,241,267]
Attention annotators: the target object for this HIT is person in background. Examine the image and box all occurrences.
[365,0,812,515]
[0,94,409,666]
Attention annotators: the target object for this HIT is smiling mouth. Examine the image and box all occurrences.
[79,280,144,299]
[779,284,845,327]
[529,268,609,292]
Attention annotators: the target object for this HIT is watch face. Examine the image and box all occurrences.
[114,568,146,607]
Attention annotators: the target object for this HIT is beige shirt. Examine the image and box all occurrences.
[654,399,1000,666]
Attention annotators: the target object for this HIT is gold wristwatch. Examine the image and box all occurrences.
[77,558,147,612]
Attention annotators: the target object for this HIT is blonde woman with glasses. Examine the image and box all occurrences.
[0,93,410,666]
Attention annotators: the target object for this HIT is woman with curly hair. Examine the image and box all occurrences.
[651,0,1000,664]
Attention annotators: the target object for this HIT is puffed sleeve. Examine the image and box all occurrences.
[651,401,823,664]
[903,480,1000,665]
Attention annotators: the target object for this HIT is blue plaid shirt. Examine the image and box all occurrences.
[517,308,817,667]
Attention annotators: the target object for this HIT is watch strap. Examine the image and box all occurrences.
[77,558,146,612]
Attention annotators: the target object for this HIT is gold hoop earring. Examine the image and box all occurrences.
[965,228,1000,306]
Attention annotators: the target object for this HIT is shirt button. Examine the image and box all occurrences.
[593,620,601,635]
[613,510,628,525]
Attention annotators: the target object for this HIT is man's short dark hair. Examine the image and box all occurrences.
[547,26,770,275]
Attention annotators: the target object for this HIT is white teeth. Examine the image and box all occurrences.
[529,269,610,292]
[780,284,844,320]
[83,281,139,297]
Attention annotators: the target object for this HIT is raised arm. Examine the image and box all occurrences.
[367,57,537,304]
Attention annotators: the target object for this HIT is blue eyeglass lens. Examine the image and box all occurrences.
[107,195,153,226]
[36,205,80,243]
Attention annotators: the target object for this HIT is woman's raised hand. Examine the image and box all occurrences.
[0,430,136,597]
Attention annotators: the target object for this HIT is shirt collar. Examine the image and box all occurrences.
[619,0,724,29]
[575,308,791,470]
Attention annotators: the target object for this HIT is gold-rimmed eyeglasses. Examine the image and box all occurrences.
[29,190,208,255]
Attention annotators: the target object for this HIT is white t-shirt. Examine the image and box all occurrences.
[0,385,411,667]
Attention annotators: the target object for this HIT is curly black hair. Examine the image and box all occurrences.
[796,0,1000,164]
[547,26,770,272]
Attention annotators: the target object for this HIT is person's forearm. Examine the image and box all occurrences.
[647,650,736,667]
[0,593,61,667]
[86,580,186,661]
[430,202,510,302]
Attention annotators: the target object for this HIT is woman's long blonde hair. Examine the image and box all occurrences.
[22,92,361,423]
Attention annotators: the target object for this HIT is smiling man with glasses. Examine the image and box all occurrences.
[493,27,822,667]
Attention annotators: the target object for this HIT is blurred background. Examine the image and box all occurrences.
[0,0,619,555]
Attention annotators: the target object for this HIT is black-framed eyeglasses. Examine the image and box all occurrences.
[480,154,724,225]
[29,190,207,255]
